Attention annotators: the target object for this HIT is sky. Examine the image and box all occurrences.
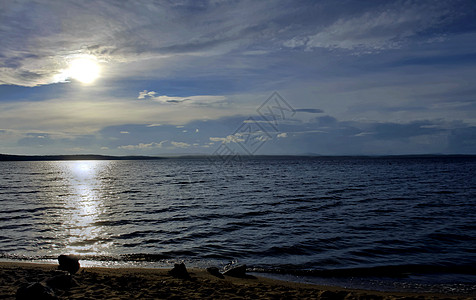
[1,0,476,156]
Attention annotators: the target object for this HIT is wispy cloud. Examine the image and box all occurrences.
[295,108,324,114]
[210,135,245,144]
[118,141,167,150]
[284,1,458,53]
[118,140,192,151]
[138,90,226,105]
[171,141,191,148]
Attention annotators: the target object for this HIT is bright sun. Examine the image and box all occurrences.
[68,58,100,84]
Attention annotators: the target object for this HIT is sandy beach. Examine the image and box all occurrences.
[1,262,473,300]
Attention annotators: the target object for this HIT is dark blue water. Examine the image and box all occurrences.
[1,156,475,293]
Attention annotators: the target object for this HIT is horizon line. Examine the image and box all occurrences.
[1,153,476,161]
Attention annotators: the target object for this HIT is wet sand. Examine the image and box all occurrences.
[0,262,473,299]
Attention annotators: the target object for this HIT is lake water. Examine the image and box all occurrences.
[1,156,475,293]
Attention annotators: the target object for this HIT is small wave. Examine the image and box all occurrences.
[259,244,317,256]
[319,201,343,210]
[326,189,347,194]
[3,206,72,214]
[119,190,141,194]
[315,196,343,200]
[427,232,473,243]
[0,223,33,230]
[68,238,112,247]
[348,245,431,258]
[0,190,40,195]
[115,230,162,240]
[92,220,132,227]
[174,181,192,185]
[0,215,24,222]
[284,198,314,203]
[434,190,457,194]
[121,253,170,261]
[251,263,476,279]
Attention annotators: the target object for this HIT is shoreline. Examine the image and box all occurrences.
[1,262,474,299]
[1,153,476,161]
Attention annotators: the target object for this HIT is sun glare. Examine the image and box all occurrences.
[68,57,101,84]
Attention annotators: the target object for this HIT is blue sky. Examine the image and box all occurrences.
[1,0,476,155]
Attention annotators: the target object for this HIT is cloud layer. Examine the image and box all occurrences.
[1,0,476,155]
[2,0,473,86]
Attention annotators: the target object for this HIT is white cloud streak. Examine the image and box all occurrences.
[171,141,191,148]
[138,90,226,105]
[118,141,167,150]
[209,135,244,144]
[285,1,454,53]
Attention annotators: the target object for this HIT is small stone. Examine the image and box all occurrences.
[16,282,57,300]
[223,265,247,278]
[206,267,224,279]
[168,262,191,279]
[58,254,80,274]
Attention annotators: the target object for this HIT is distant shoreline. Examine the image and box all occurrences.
[0,154,165,161]
[1,153,476,161]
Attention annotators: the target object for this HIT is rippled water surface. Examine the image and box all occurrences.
[1,157,475,291]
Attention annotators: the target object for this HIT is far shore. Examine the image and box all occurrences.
[1,153,476,162]
[1,261,473,299]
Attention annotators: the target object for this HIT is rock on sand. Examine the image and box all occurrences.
[57,254,80,274]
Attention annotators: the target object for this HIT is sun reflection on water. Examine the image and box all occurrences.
[54,160,113,256]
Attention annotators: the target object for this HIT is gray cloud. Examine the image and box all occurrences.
[368,121,446,140]
[17,133,52,147]
[447,127,476,154]
[295,108,324,114]
[2,0,471,86]
[0,0,286,86]
[6,113,476,155]
[314,116,337,127]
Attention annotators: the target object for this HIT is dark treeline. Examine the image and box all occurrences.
[1,153,475,161]
[0,154,165,161]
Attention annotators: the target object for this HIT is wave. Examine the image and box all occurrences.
[250,263,476,279]
[2,252,475,282]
